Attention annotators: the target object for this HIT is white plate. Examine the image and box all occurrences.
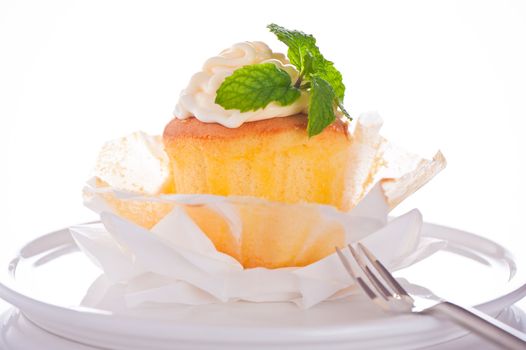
[0,222,525,350]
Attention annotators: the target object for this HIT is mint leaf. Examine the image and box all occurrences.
[268,23,346,100]
[308,75,336,137]
[215,63,301,112]
[267,24,316,72]
[315,61,345,100]
[301,50,314,78]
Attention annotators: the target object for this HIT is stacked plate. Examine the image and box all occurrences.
[0,222,525,349]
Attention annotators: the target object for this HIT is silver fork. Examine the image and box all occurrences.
[335,243,526,350]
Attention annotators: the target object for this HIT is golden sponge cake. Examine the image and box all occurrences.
[163,114,353,210]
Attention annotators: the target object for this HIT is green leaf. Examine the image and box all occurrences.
[315,61,345,100]
[215,63,301,112]
[301,51,314,78]
[267,24,316,72]
[308,75,336,137]
[267,23,346,100]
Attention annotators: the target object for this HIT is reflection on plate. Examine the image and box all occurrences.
[2,306,526,350]
[0,222,525,350]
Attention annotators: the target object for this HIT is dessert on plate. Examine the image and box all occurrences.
[86,24,446,269]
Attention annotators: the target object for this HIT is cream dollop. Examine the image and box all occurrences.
[174,41,308,128]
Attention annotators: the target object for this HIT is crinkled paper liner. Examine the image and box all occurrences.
[72,112,447,309]
[72,185,444,309]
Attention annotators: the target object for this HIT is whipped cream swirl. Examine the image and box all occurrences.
[174,41,308,128]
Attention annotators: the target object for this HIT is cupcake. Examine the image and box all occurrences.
[87,25,445,269]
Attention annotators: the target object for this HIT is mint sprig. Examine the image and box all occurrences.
[266,24,317,74]
[215,24,351,137]
[267,24,346,101]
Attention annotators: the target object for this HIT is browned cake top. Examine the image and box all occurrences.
[163,114,350,141]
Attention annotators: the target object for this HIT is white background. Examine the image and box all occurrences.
[1,0,525,312]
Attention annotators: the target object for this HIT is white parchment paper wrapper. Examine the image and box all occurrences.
[71,184,445,309]
[71,112,447,309]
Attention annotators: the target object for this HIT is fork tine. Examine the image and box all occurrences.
[357,242,413,300]
[335,247,379,302]
[347,244,391,300]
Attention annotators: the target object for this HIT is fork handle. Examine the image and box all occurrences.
[428,301,526,349]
